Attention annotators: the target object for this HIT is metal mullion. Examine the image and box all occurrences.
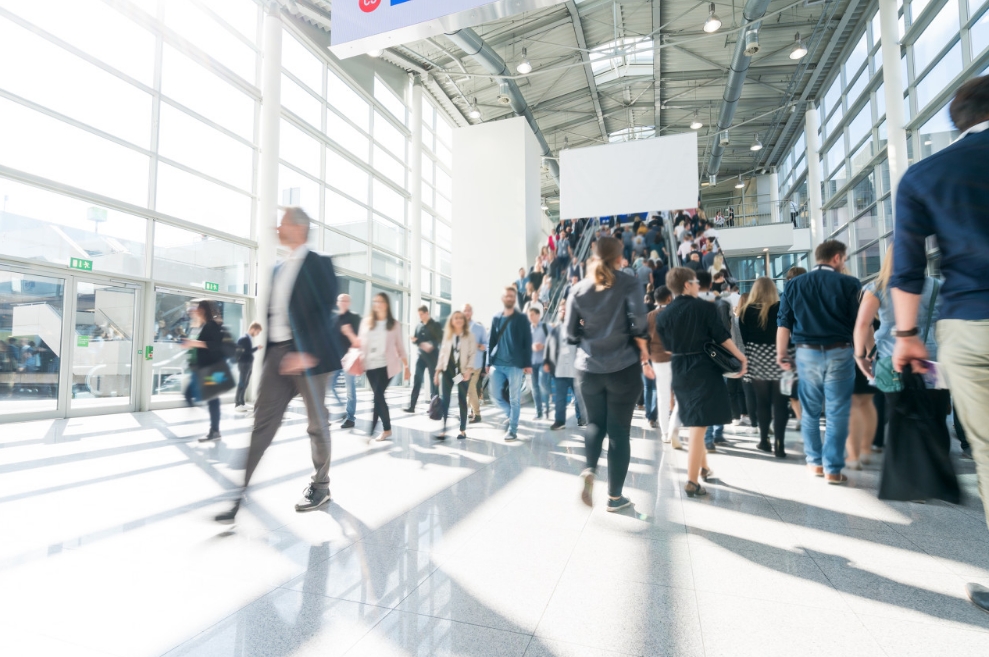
[147,2,164,281]
[188,0,262,54]
[281,68,324,108]
[913,35,962,81]
[0,88,155,158]
[154,155,255,200]
[0,6,158,97]
[906,45,989,131]
[158,95,258,149]
[902,0,953,42]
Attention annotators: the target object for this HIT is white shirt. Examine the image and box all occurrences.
[674,224,685,240]
[677,240,694,260]
[704,228,719,240]
[268,244,310,342]
[727,292,742,310]
[957,120,988,141]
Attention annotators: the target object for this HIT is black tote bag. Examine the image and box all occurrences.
[878,369,960,504]
[194,360,236,402]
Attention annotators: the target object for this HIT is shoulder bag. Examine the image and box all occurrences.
[874,279,939,394]
[703,340,743,377]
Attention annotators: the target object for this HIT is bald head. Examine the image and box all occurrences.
[462,303,473,322]
[337,294,351,313]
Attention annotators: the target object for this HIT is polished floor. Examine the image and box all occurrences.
[1,390,988,657]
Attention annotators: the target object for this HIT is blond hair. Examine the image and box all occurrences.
[739,277,780,329]
[874,249,894,293]
[444,310,468,341]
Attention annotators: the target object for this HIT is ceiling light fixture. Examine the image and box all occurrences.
[703,3,722,33]
[517,48,532,75]
[789,33,808,60]
[468,98,481,119]
[735,175,745,189]
[541,198,549,211]
[367,49,383,58]
[750,135,763,152]
[690,110,703,130]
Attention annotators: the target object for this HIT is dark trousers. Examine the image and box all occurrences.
[235,361,253,406]
[873,393,886,448]
[554,376,583,424]
[742,379,760,426]
[441,371,469,433]
[750,379,790,446]
[243,343,330,491]
[185,375,221,433]
[953,401,970,451]
[725,377,746,421]
[367,366,392,432]
[408,353,437,409]
[576,362,642,497]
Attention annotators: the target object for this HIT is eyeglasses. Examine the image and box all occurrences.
[687,280,699,285]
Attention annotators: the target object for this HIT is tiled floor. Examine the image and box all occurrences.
[1,392,988,656]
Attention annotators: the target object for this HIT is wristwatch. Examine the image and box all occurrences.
[892,327,919,338]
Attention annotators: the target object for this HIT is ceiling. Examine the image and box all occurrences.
[281,0,868,206]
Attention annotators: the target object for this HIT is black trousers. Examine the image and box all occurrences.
[366,367,392,432]
[441,371,470,433]
[742,379,760,426]
[576,362,642,497]
[408,353,437,408]
[873,393,886,448]
[750,379,789,446]
[725,377,746,421]
[235,361,253,406]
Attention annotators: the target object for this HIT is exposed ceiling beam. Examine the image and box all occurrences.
[660,63,815,82]
[565,0,608,141]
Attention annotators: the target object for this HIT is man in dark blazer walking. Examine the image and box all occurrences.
[216,207,341,523]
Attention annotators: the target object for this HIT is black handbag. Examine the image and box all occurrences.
[194,360,236,401]
[703,340,742,375]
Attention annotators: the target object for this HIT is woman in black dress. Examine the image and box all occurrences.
[656,268,747,497]
[738,277,788,457]
[181,299,226,442]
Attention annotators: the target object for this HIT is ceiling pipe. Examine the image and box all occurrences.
[445,28,560,187]
[706,0,773,177]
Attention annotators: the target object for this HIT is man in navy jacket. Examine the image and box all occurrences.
[889,76,989,613]
[487,286,532,441]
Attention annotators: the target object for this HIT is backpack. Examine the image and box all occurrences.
[427,394,443,421]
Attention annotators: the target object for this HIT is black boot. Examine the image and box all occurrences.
[774,437,787,458]
[756,439,772,453]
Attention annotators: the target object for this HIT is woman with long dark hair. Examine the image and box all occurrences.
[567,236,653,512]
[358,293,409,442]
[181,299,225,442]
[656,268,748,497]
[433,310,477,440]
[739,277,789,457]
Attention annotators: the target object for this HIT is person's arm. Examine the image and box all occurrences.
[776,285,795,370]
[543,329,557,373]
[890,179,934,372]
[341,322,359,347]
[565,295,581,345]
[721,337,747,377]
[853,291,880,378]
[776,327,792,370]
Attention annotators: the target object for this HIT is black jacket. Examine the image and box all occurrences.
[194,320,226,368]
[266,250,341,375]
[414,319,443,360]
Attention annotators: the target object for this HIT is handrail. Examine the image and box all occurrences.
[545,218,600,319]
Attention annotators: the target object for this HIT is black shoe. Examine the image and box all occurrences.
[756,440,772,453]
[199,430,221,442]
[402,406,415,413]
[457,432,467,440]
[295,484,331,512]
[577,420,587,427]
[341,419,355,429]
[469,415,482,424]
[535,413,544,421]
[684,481,707,498]
[215,498,241,524]
[433,433,447,441]
[774,439,787,459]
[649,420,659,429]
[713,437,728,444]
[966,583,989,614]
[550,421,565,430]
[504,432,518,442]
[606,496,632,512]
[706,446,717,453]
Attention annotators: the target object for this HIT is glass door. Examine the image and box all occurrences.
[0,268,65,417]
[68,280,139,413]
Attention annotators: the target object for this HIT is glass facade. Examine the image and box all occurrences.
[419,97,455,324]
[778,0,989,278]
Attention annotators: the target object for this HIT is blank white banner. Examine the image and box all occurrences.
[560,132,699,219]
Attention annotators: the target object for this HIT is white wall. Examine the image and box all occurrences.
[718,223,795,255]
[451,117,541,326]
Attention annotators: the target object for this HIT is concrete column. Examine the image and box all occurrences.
[878,0,910,203]
[804,103,825,248]
[410,76,423,324]
[769,170,781,224]
[253,3,282,395]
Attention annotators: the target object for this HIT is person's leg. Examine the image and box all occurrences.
[379,373,393,432]
[344,373,357,422]
[408,356,426,409]
[542,369,555,416]
[366,368,388,434]
[742,380,760,427]
[235,362,249,406]
[821,348,855,475]
[327,369,344,406]
[554,376,570,424]
[954,401,971,453]
[489,367,512,419]
[467,369,481,417]
[507,367,524,435]
[796,347,826,468]
[771,383,790,456]
[208,398,221,433]
[576,371,607,472]
[687,426,707,485]
[872,392,886,450]
[604,364,642,498]
[426,355,439,398]
[572,379,584,423]
[644,372,657,422]
[704,426,715,449]
[293,372,332,490]
[439,370,454,435]
[937,320,989,530]
[243,345,297,489]
[457,380,470,432]
[531,367,545,417]
[846,396,862,464]
[858,394,877,462]
[751,379,773,449]
[668,401,683,448]
[655,361,673,437]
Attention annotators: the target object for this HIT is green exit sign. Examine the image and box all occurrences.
[77,335,90,348]
[69,257,93,271]
[204,282,220,293]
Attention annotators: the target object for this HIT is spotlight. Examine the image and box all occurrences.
[517,48,532,75]
[690,110,703,130]
[735,175,745,189]
[468,98,481,120]
[368,49,383,58]
[703,3,722,33]
[750,136,763,152]
[789,33,808,60]
[541,198,549,211]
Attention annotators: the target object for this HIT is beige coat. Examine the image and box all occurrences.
[436,331,478,376]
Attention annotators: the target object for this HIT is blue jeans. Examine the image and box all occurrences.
[796,346,855,474]
[704,425,724,448]
[531,364,551,416]
[554,376,583,424]
[643,372,657,421]
[490,365,524,435]
[329,369,357,422]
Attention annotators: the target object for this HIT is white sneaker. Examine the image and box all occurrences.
[234,405,249,413]
[671,434,683,450]
[660,433,670,443]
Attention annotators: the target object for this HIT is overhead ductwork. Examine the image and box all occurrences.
[706,0,773,177]
[445,28,561,186]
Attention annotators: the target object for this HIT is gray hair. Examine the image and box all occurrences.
[282,207,311,237]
